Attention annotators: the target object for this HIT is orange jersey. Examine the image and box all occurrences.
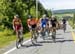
[27,18,37,25]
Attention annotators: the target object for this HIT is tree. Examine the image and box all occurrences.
[0,0,52,33]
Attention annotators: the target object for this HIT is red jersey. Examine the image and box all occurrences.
[13,18,22,31]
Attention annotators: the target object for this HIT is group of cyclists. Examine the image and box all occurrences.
[12,14,67,48]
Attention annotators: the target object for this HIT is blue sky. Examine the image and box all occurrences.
[39,0,75,10]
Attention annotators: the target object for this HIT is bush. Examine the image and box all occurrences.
[0,28,13,36]
[68,20,75,29]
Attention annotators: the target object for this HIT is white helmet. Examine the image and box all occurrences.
[52,15,55,18]
[42,14,46,18]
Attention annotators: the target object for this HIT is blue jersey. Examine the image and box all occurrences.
[41,18,48,27]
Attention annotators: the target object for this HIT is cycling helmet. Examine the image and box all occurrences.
[52,15,55,18]
[14,14,19,18]
[28,15,32,19]
[42,14,46,18]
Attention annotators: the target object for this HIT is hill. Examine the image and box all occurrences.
[53,9,75,14]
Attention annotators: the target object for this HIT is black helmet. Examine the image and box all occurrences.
[28,15,32,19]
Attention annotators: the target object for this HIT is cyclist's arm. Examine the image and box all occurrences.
[48,19,51,27]
[27,20,31,29]
[39,18,42,24]
[12,20,15,30]
[20,20,23,30]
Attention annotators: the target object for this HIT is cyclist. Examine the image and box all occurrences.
[50,16,58,42]
[40,14,49,29]
[62,18,66,32]
[40,14,49,39]
[27,15,37,44]
[27,15,37,33]
[62,18,66,25]
[50,16,57,31]
[13,15,23,48]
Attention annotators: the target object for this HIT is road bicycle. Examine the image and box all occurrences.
[16,29,23,49]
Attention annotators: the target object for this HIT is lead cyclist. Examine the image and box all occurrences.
[40,14,49,40]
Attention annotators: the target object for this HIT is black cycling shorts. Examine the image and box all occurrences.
[52,24,56,27]
[31,24,37,28]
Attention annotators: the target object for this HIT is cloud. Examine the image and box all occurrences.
[39,0,75,10]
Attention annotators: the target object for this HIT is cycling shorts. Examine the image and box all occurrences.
[29,24,37,31]
[31,24,36,28]
[63,22,66,24]
[51,23,56,27]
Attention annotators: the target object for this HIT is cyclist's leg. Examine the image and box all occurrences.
[19,29,24,46]
[45,24,49,37]
[35,27,38,38]
[29,27,33,39]
[42,27,45,36]
[41,24,44,35]
[31,24,37,44]
[63,23,66,32]
[32,25,37,39]
[52,25,56,36]
[16,31,20,42]
[15,30,21,48]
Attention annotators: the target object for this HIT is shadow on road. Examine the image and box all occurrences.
[45,37,64,40]
[20,43,43,48]
[37,39,74,43]
[56,39,73,43]
[19,39,74,49]
[65,31,71,33]
[56,33,62,35]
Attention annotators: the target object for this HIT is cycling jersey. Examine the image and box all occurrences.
[27,18,37,29]
[50,19,57,27]
[27,18,37,26]
[13,18,22,31]
[41,18,48,28]
[62,19,66,24]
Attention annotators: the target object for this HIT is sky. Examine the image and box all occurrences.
[39,0,75,10]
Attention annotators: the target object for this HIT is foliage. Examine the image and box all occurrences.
[0,28,13,36]
[0,0,52,32]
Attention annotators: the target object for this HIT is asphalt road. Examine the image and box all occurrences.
[4,23,75,54]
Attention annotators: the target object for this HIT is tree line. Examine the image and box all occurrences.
[0,0,52,33]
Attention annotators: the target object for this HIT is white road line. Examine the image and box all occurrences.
[4,39,31,54]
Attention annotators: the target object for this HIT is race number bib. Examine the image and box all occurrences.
[43,25,46,27]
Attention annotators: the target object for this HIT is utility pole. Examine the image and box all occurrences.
[36,0,38,18]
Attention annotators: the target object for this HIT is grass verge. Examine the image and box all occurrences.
[68,20,75,29]
[0,32,31,48]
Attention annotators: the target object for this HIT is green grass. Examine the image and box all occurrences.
[54,13,73,18]
[68,20,75,29]
[0,32,31,48]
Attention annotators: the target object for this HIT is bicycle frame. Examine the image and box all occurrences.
[63,24,66,32]
[16,29,23,49]
[31,28,37,44]
[51,27,56,43]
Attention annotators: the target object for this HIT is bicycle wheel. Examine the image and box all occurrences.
[42,31,45,40]
[16,39,20,49]
[16,31,20,49]
[19,30,24,46]
[31,35,37,44]
[20,37,24,46]
[52,31,56,43]
[63,24,66,32]
[42,28,46,40]
[31,30,37,44]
